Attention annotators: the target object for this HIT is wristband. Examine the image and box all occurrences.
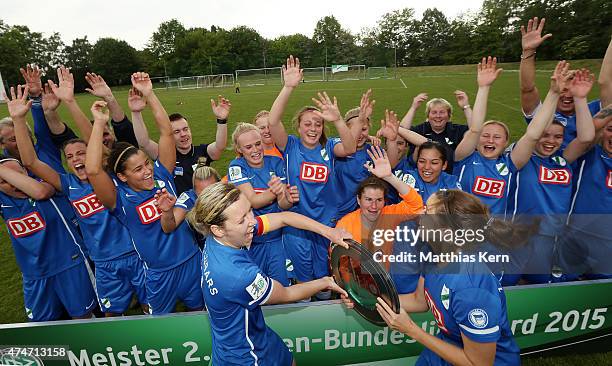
[216,118,227,125]
[520,51,536,60]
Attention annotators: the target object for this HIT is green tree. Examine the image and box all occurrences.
[65,37,93,92]
[416,8,451,65]
[375,8,419,66]
[267,34,314,67]
[90,38,141,86]
[226,26,265,70]
[312,16,357,66]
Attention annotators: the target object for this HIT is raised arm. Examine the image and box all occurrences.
[400,93,428,129]
[519,17,552,115]
[455,57,503,161]
[511,61,568,169]
[563,69,597,163]
[365,145,412,195]
[131,72,175,172]
[311,92,356,157]
[85,101,117,210]
[454,90,472,127]
[269,55,302,150]
[128,88,159,159]
[207,96,230,160]
[236,178,283,209]
[48,66,93,143]
[264,211,351,246]
[20,65,65,136]
[154,188,182,233]
[599,37,612,107]
[85,72,125,122]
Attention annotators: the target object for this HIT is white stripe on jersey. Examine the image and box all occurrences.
[458,165,466,183]
[566,160,586,224]
[511,171,520,221]
[459,323,500,335]
[245,309,259,366]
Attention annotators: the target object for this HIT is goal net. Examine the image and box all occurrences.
[367,66,389,79]
[325,65,366,81]
[235,67,282,86]
[195,74,235,88]
[302,67,326,82]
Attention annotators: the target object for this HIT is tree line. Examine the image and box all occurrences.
[1,0,609,91]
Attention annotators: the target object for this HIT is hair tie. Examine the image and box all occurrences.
[113,146,136,173]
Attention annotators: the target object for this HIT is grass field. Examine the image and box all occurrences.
[0,60,609,364]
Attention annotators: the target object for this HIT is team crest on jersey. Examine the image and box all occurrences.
[320,148,330,161]
[468,308,489,329]
[551,156,567,167]
[229,166,243,181]
[472,176,505,198]
[177,192,190,206]
[25,307,33,319]
[495,162,509,176]
[136,197,162,225]
[405,173,417,188]
[101,298,111,309]
[72,193,106,218]
[154,180,166,189]
[300,162,329,183]
[441,284,450,310]
[607,170,612,189]
[7,212,46,238]
[539,166,570,185]
[246,273,268,301]
[445,137,453,145]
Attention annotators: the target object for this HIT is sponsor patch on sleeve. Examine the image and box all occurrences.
[245,273,269,301]
[229,166,243,182]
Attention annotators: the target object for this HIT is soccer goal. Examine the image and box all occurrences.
[196,74,235,88]
[366,66,389,79]
[325,65,366,81]
[235,67,283,86]
[302,67,326,82]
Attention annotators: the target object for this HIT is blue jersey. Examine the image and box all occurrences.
[59,173,134,262]
[387,158,414,204]
[114,160,198,271]
[567,145,612,239]
[282,135,339,225]
[422,261,520,365]
[334,145,372,218]
[0,192,85,280]
[525,99,600,148]
[202,216,291,365]
[405,170,462,203]
[30,100,66,173]
[228,155,286,243]
[508,151,573,236]
[175,189,197,211]
[454,151,517,215]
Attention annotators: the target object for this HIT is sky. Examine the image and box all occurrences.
[3,0,484,50]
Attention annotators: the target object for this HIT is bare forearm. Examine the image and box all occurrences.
[463,106,473,127]
[85,122,106,176]
[250,190,278,209]
[12,117,37,167]
[335,119,356,155]
[524,90,559,140]
[281,278,329,302]
[131,111,159,158]
[160,211,178,233]
[0,167,53,200]
[520,54,540,114]
[269,211,332,240]
[400,107,418,129]
[105,95,126,123]
[573,97,595,144]
[397,127,428,146]
[64,100,93,143]
[382,174,410,195]
[146,92,172,137]
[43,110,65,135]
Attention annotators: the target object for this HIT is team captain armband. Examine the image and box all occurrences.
[255,215,271,236]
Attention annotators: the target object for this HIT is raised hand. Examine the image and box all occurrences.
[90,100,109,123]
[368,135,382,147]
[19,64,43,97]
[359,89,375,122]
[131,72,153,97]
[311,92,342,122]
[128,88,146,112]
[210,95,231,120]
[550,60,571,94]
[41,83,60,113]
[454,90,469,108]
[364,145,392,178]
[154,188,177,213]
[477,56,503,87]
[48,66,75,102]
[411,93,428,109]
[5,85,32,119]
[282,55,303,88]
[568,68,595,99]
[85,72,113,100]
[284,184,299,204]
[521,17,552,52]
[376,109,399,141]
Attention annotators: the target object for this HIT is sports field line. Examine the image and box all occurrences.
[442,80,522,113]
[399,78,407,88]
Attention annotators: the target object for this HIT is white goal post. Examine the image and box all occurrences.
[325,64,366,81]
[152,74,235,90]
[235,67,282,86]
[366,66,389,79]
[302,67,326,82]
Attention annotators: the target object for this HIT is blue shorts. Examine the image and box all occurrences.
[283,227,330,282]
[146,251,204,315]
[23,262,96,322]
[249,237,290,286]
[557,227,612,279]
[522,234,556,284]
[95,251,147,313]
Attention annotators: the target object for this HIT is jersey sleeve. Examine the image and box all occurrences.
[326,137,340,161]
[230,263,274,310]
[386,188,424,215]
[282,135,299,156]
[451,287,502,343]
[523,101,542,123]
[58,173,71,193]
[111,115,139,147]
[30,99,65,173]
[175,190,195,211]
[588,99,601,116]
[50,123,79,149]
[228,158,251,186]
[154,160,178,196]
[196,144,212,163]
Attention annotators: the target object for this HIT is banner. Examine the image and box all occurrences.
[331,65,349,74]
[0,280,610,365]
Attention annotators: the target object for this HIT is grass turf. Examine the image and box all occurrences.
[0,60,608,364]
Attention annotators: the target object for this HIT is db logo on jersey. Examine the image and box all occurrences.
[607,170,612,189]
[7,212,45,238]
[72,194,105,218]
[424,288,448,333]
[136,197,162,225]
[472,176,505,198]
[300,162,329,183]
[539,166,570,185]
